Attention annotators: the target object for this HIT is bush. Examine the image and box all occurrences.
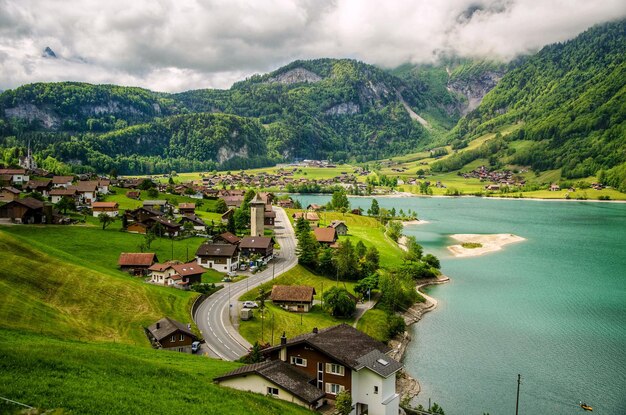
[387,313,406,339]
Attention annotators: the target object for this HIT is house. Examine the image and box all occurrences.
[306,204,323,211]
[125,206,164,224]
[214,360,325,410]
[24,179,52,197]
[0,187,21,202]
[118,252,158,275]
[143,200,170,212]
[485,184,500,191]
[239,236,274,260]
[126,190,141,199]
[146,317,198,353]
[270,285,316,312]
[0,197,45,224]
[292,212,320,227]
[97,179,110,194]
[0,168,29,185]
[277,199,293,208]
[72,181,98,205]
[329,220,348,236]
[261,324,403,415]
[92,201,119,217]
[264,210,276,227]
[149,261,205,287]
[196,243,240,272]
[214,232,241,245]
[51,176,74,188]
[150,216,182,237]
[221,208,235,223]
[178,214,206,231]
[178,203,195,215]
[127,222,150,234]
[550,183,561,191]
[49,188,78,204]
[221,195,244,209]
[313,227,338,246]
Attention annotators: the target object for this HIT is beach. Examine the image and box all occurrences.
[447,233,525,257]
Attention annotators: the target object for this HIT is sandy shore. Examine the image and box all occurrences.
[447,233,525,257]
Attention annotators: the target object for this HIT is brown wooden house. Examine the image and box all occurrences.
[118,252,158,275]
[214,232,241,245]
[270,285,316,312]
[0,197,45,224]
[146,317,198,353]
[239,236,274,259]
[178,203,196,215]
[196,243,239,273]
[0,187,20,203]
[313,227,338,246]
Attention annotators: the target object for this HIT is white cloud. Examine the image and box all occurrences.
[0,0,624,92]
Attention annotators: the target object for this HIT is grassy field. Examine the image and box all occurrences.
[0,330,312,415]
[0,231,197,345]
[238,303,354,347]
[355,308,388,343]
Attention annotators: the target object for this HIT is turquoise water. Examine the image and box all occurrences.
[292,195,626,414]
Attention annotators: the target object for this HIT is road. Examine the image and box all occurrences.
[194,206,298,361]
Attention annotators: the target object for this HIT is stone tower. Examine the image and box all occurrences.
[250,193,265,237]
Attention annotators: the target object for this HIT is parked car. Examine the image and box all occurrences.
[242,301,258,308]
[222,276,232,282]
[239,264,248,271]
[227,271,237,277]
[191,341,201,353]
[249,266,258,273]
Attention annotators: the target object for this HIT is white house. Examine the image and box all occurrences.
[195,243,239,273]
[97,179,111,194]
[0,169,29,185]
[92,202,119,217]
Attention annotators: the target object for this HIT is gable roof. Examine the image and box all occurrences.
[52,176,74,184]
[73,181,98,192]
[0,187,21,194]
[265,324,392,369]
[49,188,77,196]
[214,360,325,404]
[92,202,118,209]
[271,285,316,303]
[0,168,26,175]
[293,212,319,221]
[216,232,241,245]
[147,317,196,342]
[179,214,206,226]
[11,197,44,210]
[196,243,238,257]
[118,252,157,267]
[25,179,51,189]
[329,220,347,229]
[143,200,167,206]
[313,227,337,243]
[171,262,205,277]
[355,349,403,378]
[151,216,182,229]
[178,203,195,209]
[239,236,273,249]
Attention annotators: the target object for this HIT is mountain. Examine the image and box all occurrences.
[442,20,626,181]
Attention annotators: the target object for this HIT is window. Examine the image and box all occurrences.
[325,383,344,395]
[170,335,176,342]
[326,363,345,376]
[290,356,307,367]
[179,334,185,341]
[267,387,279,397]
[178,347,184,352]
[374,386,379,394]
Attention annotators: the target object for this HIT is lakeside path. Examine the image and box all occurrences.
[194,207,298,361]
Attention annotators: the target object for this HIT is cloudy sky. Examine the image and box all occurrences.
[1,0,625,92]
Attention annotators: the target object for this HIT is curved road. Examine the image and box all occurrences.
[194,207,298,361]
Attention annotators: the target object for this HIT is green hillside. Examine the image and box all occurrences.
[450,20,626,181]
[0,330,311,415]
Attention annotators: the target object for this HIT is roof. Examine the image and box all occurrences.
[355,349,403,378]
[49,189,77,196]
[329,220,347,229]
[73,181,98,192]
[239,236,273,249]
[264,211,276,218]
[152,216,182,229]
[313,227,337,243]
[0,187,21,194]
[179,214,205,226]
[118,252,157,266]
[52,176,74,184]
[196,243,238,257]
[271,285,316,303]
[148,262,174,272]
[249,193,265,205]
[92,202,118,209]
[9,197,44,210]
[214,360,325,404]
[25,179,51,189]
[293,212,319,221]
[265,324,392,369]
[179,203,195,209]
[0,168,26,175]
[171,262,205,277]
[147,317,196,342]
[216,232,241,245]
[143,200,167,206]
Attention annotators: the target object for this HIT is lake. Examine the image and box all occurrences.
[291,195,626,415]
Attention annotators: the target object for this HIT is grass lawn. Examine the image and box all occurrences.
[202,268,225,283]
[104,186,220,212]
[356,308,389,343]
[0,330,312,415]
[238,303,354,347]
[0,231,197,345]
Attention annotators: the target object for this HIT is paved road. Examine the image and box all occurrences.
[194,207,298,361]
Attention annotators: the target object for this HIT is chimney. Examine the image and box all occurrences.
[312,327,318,334]
[279,332,287,362]
[156,322,160,329]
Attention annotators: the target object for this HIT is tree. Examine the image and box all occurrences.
[333,239,359,280]
[146,188,159,198]
[296,229,318,268]
[355,240,367,258]
[362,246,380,277]
[317,246,335,275]
[55,196,76,214]
[322,286,356,317]
[214,198,228,214]
[138,179,155,190]
[423,253,441,269]
[386,220,403,242]
[354,273,378,298]
[98,213,115,230]
[330,189,350,211]
[404,236,423,262]
[244,341,263,364]
[335,390,352,415]
[294,216,310,237]
[369,198,380,216]
[227,214,236,234]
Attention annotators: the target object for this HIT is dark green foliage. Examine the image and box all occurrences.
[296,230,318,268]
[329,189,350,211]
[55,196,76,214]
[368,198,380,216]
[335,390,353,415]
[333,239,359,280]
[378,271,419,312]
[386,313,406,339]
[423,253,441,269]
[403,236,423,262]
[354,273,378,298]
[386,220,403,242]
[452,20,626,178]
[322,286,356,317]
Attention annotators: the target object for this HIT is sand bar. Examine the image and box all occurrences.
[448,233,525,257]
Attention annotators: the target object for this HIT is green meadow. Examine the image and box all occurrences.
[0,330,311,415]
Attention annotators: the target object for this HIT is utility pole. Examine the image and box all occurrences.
[515,374,521,415]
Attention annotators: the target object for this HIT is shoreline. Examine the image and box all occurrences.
[447,233,526,258]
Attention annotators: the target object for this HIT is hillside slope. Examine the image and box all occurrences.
[451,19,626,179]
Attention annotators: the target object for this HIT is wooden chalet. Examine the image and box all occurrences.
[143,200,170,212]
[92,201,119,217]
[270,285,316,312]
[239,236,274,259]
[0,197,45,224]
[264,210,276,226]
[292,211,320,227]
[0,168,29,185]
[0,187,21,203]
[51,176,74,188]
[70,181,98,205]
[313,227,338,246]
[149,261,204,288]
[118,252,158,275]
[329,220,348,236]
[49,188,78,204]
[178,214,206,231]
[196,242,240,273]
[221,208,235,223]
[24,179,52,197]
[146,317,198,353]
[178,203,196,215]
[214,232,241,245]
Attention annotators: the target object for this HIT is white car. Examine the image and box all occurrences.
[242,301,258,308]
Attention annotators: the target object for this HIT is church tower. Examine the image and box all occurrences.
[250,193,266,237]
